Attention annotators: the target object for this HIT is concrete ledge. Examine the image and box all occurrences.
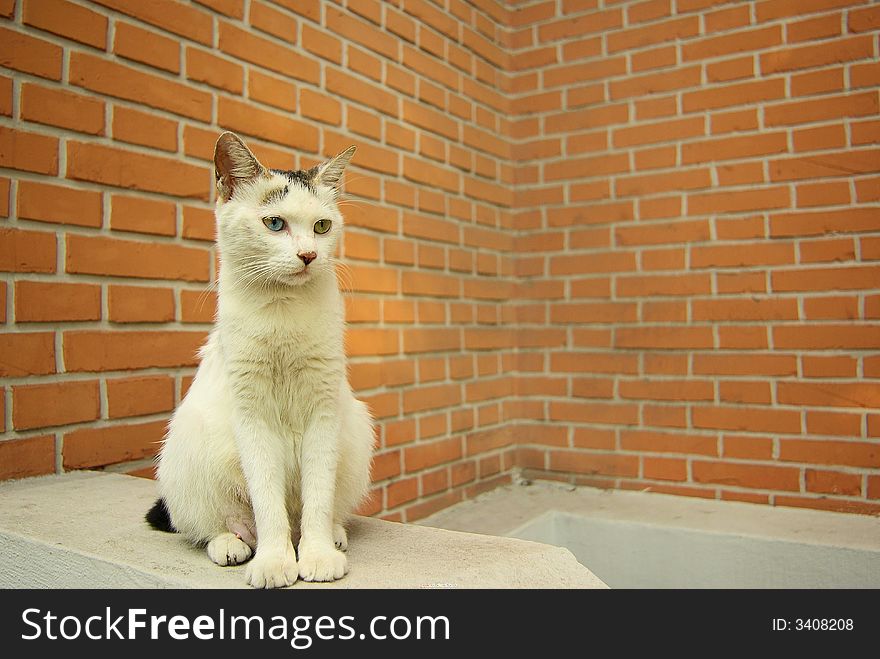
[0,472,606,589]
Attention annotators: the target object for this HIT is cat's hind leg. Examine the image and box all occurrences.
[207,532,253,566]
[333,523,348,551]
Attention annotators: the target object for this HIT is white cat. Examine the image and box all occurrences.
[146,132,374,589]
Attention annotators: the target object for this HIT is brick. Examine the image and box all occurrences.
[764,92,878,127]
[791,68,845,97]
[91,0,212,44]
[249,70,297,112]
[778,382,880,410]
[694,406,801,434]
[771,207,880,237]
[683,25,781,61]
[805,469,861,496]
[0,332,55,377]
[113,107,178,152]
[23,0,107,48]
[70,52,211,122]
[108,285,175,323]
[761,36,873,74]
[185,48,243,94]
[772,265,880,293]
[706,56,754,83]
[328,73,397,122]
[688,187,790,216]
[218,97,318,153]
[693,461,800,491]
[67,234,210,281]
[13,380,100,430]
[0,436,55,480]
[774,325,880,350]
[21,83,105,136]
[249,0,296,42]
[610,66,701,101]
[114,21,180,73]
[0,26,63,80]
[608,15,698,53]
[64,330,205,372]
[682,132,788,165]
[549,451,639,478]
[106,375,175,419]
[0,227,56,273]
[405,437,462,472]
[780,440,880,468]
[63,419,167,469]
[17,180,103,228]
[683,79,785,113]
[15,281,101,322]
[67,141,210,200]
[0,126,59,175]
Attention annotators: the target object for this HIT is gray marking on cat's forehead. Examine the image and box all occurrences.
[262,167,320,205]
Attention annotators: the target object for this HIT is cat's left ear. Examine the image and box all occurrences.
[314,146,356,191]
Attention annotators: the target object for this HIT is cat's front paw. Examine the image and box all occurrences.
[297,544,348,582]
[245,546,298,589]
[207,532,253,566]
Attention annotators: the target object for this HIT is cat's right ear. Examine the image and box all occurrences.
[214,132,265,202]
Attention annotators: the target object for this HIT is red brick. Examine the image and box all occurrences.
[110,195,176,236]
[0,126,59,175]
[185,47,243,94]
[21,83,105,135]
[549,451,639,478]
[15,281,101,323]
[91,0,212,44]
[108,285,175,323]
[63,330,205,372]
[106,375,175,419]
[67,234,210,282]
[218,97,318,153]
[693,461,800,491]
[17,180,103,228]
[114,21,180,73]
[0,435,55,480]
[0,227,56,273]
[0,26,63,80]
[67,141,210,200]
[13,380,100,430]
[780,440,880,468]
[0,332,55,377]
[112,106,177,153]
[70,52,211,122]
[63,419,167,469]
[693,406,801,434]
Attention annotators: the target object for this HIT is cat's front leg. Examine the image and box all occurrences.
[298,413,348,582]
[234,415,298,589]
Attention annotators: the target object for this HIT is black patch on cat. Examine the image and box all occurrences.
[270,166,320,193]
[145,497,177,533]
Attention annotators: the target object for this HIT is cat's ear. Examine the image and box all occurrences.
[314,145,356,191]
[214,131,265,202]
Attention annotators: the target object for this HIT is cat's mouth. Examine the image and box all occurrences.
[282,267,313,285]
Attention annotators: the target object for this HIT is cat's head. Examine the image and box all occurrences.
[213,131,355,289]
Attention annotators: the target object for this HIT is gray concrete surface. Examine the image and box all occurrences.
[0,472,606,589]
[419,481,880,588]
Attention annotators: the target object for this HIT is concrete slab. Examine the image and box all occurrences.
[418,481,880,588]
[418,481,880,551]
[0,472,606,589]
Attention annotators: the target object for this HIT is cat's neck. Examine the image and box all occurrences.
[216,263,338,318]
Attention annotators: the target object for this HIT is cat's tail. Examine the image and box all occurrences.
[145,498,177,533]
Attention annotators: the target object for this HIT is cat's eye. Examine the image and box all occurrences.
[262,216,286,232]
[313,219,332,235]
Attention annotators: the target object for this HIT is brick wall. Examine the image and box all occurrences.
[509,0,880,515]
[1,0,878,520]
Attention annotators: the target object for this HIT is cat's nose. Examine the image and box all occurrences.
[298,251,317,266]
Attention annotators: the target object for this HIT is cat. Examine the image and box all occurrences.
[145,131,375,588]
